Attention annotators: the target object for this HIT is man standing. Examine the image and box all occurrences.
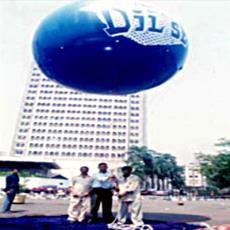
[1,168,20,213]
[67,166,92,223]
[116,166,143,227]
[88,162,114,223]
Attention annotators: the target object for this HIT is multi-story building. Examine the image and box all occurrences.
[184,163,206,188]
[11,65,145,176]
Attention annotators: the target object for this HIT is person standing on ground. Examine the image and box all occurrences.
[115,166,143,227]
[88,162,115,223]
[67,166,92,223]
[1,168,20,213]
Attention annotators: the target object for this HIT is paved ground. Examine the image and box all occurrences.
[0,196,229,226]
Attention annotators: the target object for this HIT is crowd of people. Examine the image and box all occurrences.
[1,163,144,227]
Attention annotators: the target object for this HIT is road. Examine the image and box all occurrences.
[0,196,229,226]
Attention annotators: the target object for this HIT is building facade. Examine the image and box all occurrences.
[184,163,206,188]
[11,65,146,176]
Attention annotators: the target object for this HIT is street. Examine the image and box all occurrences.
[0,196,229,226]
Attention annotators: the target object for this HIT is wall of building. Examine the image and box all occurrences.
[11,64,146,173]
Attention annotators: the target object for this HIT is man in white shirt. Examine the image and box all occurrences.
[88,162,115,223]
[116,165,143,226]
[67,166,91,223]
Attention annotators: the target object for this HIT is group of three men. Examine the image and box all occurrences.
[67,162,143,226]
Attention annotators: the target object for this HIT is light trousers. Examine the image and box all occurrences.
[117,198,143,226]
[67,196,90,222]
[1,190,17,213]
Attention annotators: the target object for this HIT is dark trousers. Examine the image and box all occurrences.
[90,188,114,222]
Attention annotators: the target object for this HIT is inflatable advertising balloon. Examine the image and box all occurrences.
[32,0,189,95]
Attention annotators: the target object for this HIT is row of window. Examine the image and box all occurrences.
[16,143,25,147]
[130,126,139,130]
[19,129,29,133]
[26,96,35,100]
[29,129,128,136]
[40,84,55,88]
[36,103,128,110]
[129,140,139,144]
[15,150,23,154]
[35,121,113,127]
[31,109,131,116]
[18,135,128,143]
[28,90,37,94]
[35,116,86,121]
[30,116,129,123]
[22,115,32,119]
[24,109,33,113]
[130,133,139,137]
[31,73,40,76]
[114,99,127,103]
[130,119,139,123]
[28,94,137,105]
[30,102,136,111]
[114,106,127,109]
[21,122,30,126]
[38,96,65,100]
[34,102,131,110]
[28,143,126,150]
[17,135,26,140]
[131,95,139,98]
[130,107,139,111]
[28,84,38,88]
[27,151,125,158]
[30,78,39,82]
[34,115,48,119]
[18,127,133,137]
[130,101,140,104]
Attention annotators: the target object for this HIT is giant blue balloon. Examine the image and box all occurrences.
[32,0,189,95]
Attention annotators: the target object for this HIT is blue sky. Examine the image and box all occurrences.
[1,0,230,164]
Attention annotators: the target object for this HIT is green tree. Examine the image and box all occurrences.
[125,146,156,188]
[154,153,184,190]
[126,146,184,190]
[195,139,230,189]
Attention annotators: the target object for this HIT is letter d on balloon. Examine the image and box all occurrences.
[102,9,131,36]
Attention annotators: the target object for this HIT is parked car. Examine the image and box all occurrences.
[155,190,169,196]
[141,189,156,196]
[220,187,230,199]
[31,186,47,193]
[31,185,58,194]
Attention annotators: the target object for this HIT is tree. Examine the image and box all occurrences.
[125,146,157,188]
[126,146,184,190]
[195,139,230,189]
[154,153,184,190]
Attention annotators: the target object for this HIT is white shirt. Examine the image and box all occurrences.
[71,175,91,196]
[117,174,141,202]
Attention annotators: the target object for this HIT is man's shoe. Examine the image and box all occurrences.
[67,217,77,223]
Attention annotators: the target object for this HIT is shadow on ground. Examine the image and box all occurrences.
[0,214,207,230]
[144,212,210,223]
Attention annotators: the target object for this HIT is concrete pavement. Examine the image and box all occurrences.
[0,196,229,226]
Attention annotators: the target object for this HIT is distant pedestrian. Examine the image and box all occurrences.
[1,168,20,213]
[67,166,92,223]
[88,162,115,223]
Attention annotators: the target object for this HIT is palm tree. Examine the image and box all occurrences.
[126,146,156,188]
[126,146,185,190]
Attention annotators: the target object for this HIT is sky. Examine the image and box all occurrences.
[1,0,230,165]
